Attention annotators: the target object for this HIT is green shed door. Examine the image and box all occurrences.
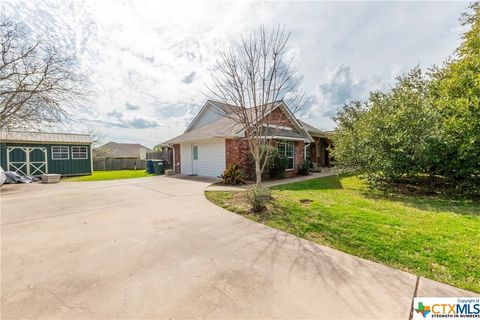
[28,147,48,175]
[7,146,48,176]
[6,147,27,175]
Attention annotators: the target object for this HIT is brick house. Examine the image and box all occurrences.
[163,100,333,178]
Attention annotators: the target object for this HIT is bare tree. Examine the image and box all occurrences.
[0,17,85,130]
[88,128,109,160]
[207,26,303,185]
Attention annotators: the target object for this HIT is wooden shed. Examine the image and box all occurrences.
[0,131,93,176]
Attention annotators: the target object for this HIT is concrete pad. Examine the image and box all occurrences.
[1,176,476,319]
[417,277,479,297]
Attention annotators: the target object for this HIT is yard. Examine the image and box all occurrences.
[205,174,480,293]
[64,170,154,181]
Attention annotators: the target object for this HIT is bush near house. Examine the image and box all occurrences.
[299,160,311,176]
[245,146,289,181]
[246,186,272,213]
[221,164,245,185]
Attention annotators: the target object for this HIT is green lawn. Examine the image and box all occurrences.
[205,174,480,293]
[65,170,154,181]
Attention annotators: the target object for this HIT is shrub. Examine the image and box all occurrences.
[299,160,310,176]
[245,145,288,180]
[268,151,288,179]
[221,164,245,185]
[246,186,272,213]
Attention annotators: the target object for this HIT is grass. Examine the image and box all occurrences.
[64,170,154,181]
[205,174,480,293]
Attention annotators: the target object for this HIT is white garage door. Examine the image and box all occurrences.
[180,139,225,177]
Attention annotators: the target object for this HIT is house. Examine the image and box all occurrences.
[163,100,333,178]
[95,142,152,160]
[0,131,93,176]
[93,142,153,170]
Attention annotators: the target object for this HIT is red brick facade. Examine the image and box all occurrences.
[225,138,250,169]
[225,138,305,178]
[266,108,295,128]
[287,140,305,177]
[175,105,309,178]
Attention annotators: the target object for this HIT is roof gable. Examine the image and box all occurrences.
[235,101,314,142]
[167,100,324,144]
[185,100,237,133]
[98,142,152,158]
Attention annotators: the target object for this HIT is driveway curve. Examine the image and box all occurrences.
[1,176,474,319]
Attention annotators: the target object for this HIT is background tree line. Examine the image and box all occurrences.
[332,3,480,198]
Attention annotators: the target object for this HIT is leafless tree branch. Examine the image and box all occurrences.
[206,25,304,185]
[0,16,87,131]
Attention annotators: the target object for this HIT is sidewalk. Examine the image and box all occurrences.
[205,168,338,191]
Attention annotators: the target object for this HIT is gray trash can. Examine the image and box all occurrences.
[154,161,165,175]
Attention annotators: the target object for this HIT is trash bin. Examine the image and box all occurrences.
[154,160,165,175]
[146,160,155,174]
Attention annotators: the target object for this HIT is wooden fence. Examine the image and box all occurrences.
[146,150,173,170]
[92,150,173,171]
[93,158,146,171]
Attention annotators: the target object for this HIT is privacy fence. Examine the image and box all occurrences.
[93,158,146,171]
[93,150,173,171]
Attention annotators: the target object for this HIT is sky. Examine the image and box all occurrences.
[1,0,469,147]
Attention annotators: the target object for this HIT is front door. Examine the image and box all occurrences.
[191,144,198,175]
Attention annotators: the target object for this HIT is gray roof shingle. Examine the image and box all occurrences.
[97,142,153,158]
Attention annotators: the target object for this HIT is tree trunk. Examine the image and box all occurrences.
[255,159,262,186]
[253,146,262,186]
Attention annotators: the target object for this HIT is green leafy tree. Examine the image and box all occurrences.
[430,2,480,192]
[333,68,444,184]
[332,3,480,197]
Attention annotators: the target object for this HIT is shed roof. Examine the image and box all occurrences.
[0,130,92,144]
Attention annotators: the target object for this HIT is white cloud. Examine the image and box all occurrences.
[1,0,468,146]
[304,64,368,118]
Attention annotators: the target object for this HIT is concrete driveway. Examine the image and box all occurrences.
[1,176,475,319]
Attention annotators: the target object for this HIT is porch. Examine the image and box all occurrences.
[306,135,333,170]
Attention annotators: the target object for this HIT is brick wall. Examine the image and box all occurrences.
[225,138,305,179]
[225,139,250,168]
[285,140,305,177]
[173,144,181,174]
[267,107,295,128]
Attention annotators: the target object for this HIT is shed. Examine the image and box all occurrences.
[0,131,93,176]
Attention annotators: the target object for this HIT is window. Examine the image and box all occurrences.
[278,140,295,170]
[52,146,69,160]
[72,146,88,159]
[193,145,198,160]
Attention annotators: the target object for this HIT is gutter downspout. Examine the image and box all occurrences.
[304,141,310,161]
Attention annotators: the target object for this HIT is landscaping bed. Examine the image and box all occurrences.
[205,174,480,293]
